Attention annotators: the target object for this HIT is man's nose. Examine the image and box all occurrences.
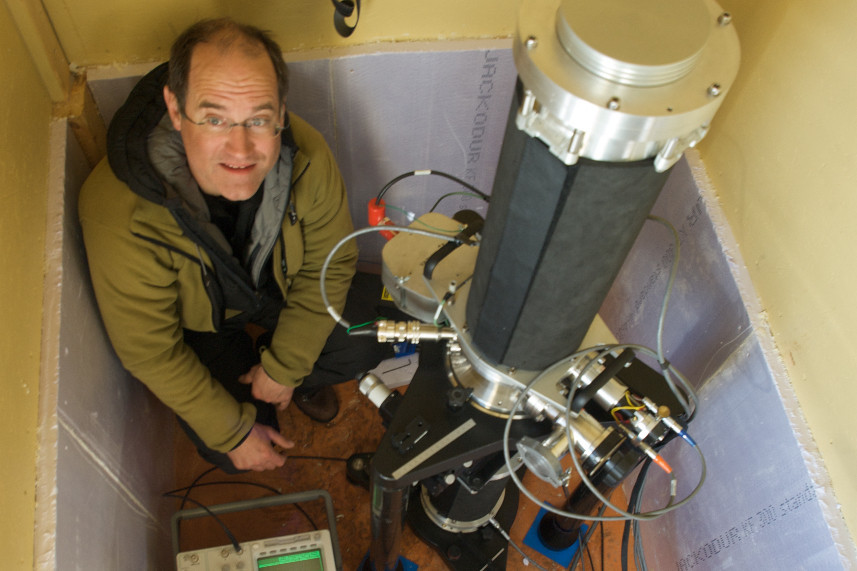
[225,125,254,155]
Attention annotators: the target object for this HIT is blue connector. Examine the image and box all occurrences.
[678,430,697,447]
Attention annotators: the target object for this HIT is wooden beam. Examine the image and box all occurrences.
[4,0,107,166]
[53,72,107,167]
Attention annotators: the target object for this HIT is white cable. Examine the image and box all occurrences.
[319,225,465,329]
[646,215,700,419]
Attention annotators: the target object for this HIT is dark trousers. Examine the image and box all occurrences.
[178,272,392,473]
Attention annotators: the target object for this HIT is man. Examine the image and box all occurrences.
[79,18,376,473]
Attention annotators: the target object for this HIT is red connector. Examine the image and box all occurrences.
[651,453,673,475]
[368,198,396,240]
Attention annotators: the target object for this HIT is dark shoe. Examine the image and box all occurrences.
[294,385,339,423]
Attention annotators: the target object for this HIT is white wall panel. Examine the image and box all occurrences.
[44,124,174,570]
[602,152,852,568]
[602,157,753,389]
[327,46,514,267]
[637,333,840,569]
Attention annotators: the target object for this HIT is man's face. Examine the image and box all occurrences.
[164,42,283,201]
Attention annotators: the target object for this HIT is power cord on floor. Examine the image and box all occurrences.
[176,466,217,511]
[168,458,351,554]
[167,480,321,531]
[287,454,349,462]
[166,492,242,552]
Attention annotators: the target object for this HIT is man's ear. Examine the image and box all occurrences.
[163,85,183,131]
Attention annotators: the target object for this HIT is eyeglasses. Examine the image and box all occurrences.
[181,111,284,138]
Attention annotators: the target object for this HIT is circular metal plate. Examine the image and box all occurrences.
[446,346,527,417]
[557,0,711,86]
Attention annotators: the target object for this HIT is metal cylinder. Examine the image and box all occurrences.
[537,478,613,551]
[360,373,393,409]
[466,93,671,370]
[366,472,409,571]
[465,0,739,369]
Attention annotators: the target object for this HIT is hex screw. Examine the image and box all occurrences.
[607,97,621,110]
[717,12,732,26]
[525,35,538,49]
[707,83,722,97]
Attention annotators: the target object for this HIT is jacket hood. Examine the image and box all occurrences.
[107,62,173,206]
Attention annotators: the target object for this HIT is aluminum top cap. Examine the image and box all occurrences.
[556,0,712,86]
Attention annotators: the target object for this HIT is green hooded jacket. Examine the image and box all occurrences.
[78,63,357,453]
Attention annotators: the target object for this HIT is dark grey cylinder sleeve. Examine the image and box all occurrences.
[367,473,408,571]
[466,94,671,370]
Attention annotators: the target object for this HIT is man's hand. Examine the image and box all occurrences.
[239,363,295,410]
[226,423,294,472]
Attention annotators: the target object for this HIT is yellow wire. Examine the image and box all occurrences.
[611,392,645,422]
[625,392,645,409]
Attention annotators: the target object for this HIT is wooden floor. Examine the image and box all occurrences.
[172,380,633,570]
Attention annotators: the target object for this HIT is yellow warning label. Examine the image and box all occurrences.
[381,286,394,302]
